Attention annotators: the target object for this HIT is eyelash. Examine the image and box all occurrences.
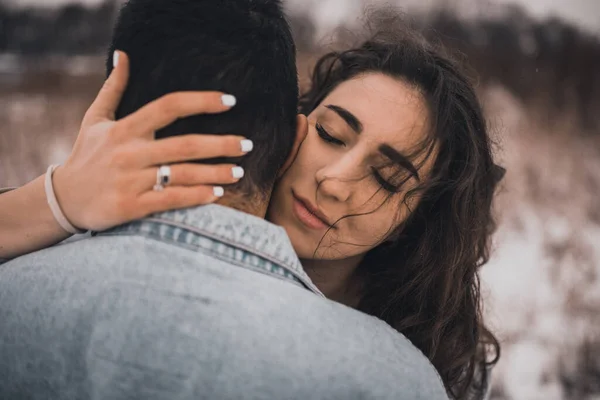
[372,168,400,193]
[315,123,399,193]
[316,123,345,146]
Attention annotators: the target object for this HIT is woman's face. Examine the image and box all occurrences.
[268,72,433,260]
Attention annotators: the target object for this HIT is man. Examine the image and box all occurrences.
[0,0,447,399]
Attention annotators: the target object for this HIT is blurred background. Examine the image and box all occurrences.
[1,0,599,398]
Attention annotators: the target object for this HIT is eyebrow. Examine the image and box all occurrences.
[379,144,421,182]
[325,104,363,134]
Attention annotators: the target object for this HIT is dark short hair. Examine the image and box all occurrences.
[107,0,299,196]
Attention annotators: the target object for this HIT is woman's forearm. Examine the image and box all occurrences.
[0,175,71,260]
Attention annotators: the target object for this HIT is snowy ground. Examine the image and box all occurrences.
[480,86,600,399]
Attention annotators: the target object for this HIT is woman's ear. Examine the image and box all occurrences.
[278,114,308,178]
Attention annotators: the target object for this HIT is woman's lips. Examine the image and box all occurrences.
[292,196,329,230]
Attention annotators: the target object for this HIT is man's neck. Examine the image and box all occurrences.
[215,190,271,219]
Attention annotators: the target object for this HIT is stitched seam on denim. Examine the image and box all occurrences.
[143,217,298,272]
[102,229,309,291]
[137,217,322,296]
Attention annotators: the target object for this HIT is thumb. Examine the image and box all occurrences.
[85,50,130,124]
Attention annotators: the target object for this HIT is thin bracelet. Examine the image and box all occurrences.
[44,165,87,235]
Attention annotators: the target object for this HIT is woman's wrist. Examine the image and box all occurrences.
[0,174,73,259]
[44,165,86,234]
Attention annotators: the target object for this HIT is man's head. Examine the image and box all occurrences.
[107,0,300,204]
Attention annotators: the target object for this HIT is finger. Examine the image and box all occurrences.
[141,135,251,166]
[140,163,242,189]
[86,51,130,123]
[119,91,236,137]
[139,186,224,215]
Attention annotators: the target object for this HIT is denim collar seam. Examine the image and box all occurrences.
[101,221,320,295]
[142,217,323,295]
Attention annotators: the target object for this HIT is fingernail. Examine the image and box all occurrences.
[221,94,236,107]
[213,187,225,197]
[232,166,245,179]
[241,139,254,153]
[113,51,119,67]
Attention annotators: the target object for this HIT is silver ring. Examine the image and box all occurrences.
[153,165,171,192]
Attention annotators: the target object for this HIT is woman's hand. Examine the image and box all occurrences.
[52,51,252,231]
[0,51,250,260]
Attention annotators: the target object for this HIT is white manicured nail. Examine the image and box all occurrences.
[221,94,236,107]
[113,51,119,67]
[213,187,225,197]
[241,139,254,153]
[232,166,245,179]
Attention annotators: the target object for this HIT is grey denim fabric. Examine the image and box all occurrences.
[0,204,448,400]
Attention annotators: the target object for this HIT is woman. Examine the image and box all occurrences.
[1,29,502,399]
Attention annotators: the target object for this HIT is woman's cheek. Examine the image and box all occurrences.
[360,205,403,242]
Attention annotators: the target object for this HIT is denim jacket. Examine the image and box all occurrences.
[97,205,325,296]
[0,204,448,399]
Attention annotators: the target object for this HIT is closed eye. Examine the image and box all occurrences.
[372,167,400,193]
[316,123,345,147]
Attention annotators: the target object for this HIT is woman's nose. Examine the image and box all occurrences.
[315,174,352,203]
[315,158,360,204]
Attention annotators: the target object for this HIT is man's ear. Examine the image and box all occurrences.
[278,114,308,178]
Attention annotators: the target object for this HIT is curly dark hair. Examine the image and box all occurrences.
[299,27,503,399]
